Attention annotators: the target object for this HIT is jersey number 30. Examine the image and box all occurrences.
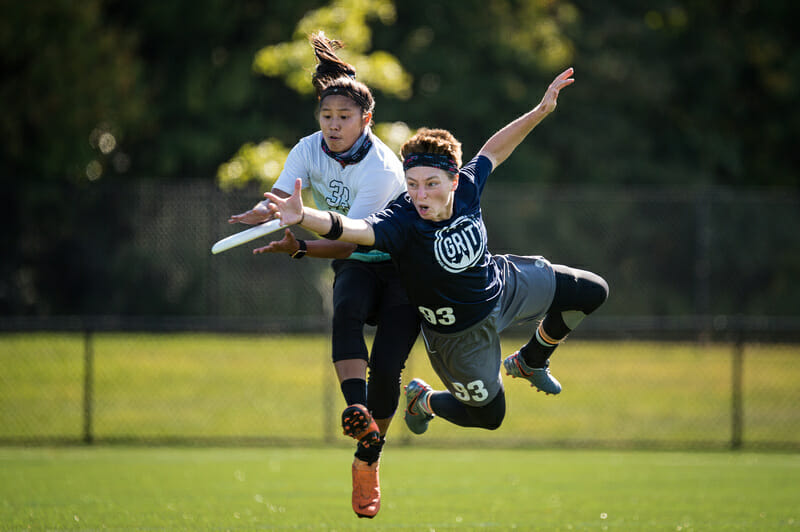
[418,306,455,326]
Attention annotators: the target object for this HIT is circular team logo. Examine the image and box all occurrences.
[434,215,486,273]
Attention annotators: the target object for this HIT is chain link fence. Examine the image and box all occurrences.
[1,325,798,450]
[1,181,799,449]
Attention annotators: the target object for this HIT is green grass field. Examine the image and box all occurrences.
[1,334,799,529]
[1,334,798,448]
[1,446,798,530]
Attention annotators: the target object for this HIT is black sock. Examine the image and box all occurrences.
[519,342,556,368]
[519,319,563,368]
[354,436,385,465]
[341,378,367,406]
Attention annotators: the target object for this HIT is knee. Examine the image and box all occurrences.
[580,272,609,315]
[471,392,506,430]
[333,294,367,322]
[483,415,504,431]
[332,300,371,334]
[591,275,609,312]
[479,410,504,430]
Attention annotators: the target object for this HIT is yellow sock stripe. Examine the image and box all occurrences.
[537,323,561,346]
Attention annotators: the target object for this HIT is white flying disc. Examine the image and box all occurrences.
[211,219,286,254]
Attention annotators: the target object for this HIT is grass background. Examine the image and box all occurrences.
[1,446,798,530]
[1,333,798,529]
[1,334,798,447]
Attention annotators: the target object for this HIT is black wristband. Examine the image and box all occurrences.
[290,239,307,259]
[321,211,344,240]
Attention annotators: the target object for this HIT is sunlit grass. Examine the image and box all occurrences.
[0,446,797,530]
[1,334,798,448]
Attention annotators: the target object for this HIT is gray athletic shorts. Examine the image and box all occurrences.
[420,255,556,406]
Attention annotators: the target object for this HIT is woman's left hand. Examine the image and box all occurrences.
[264,178,305,226]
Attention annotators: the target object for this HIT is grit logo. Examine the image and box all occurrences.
[434,215,486,273]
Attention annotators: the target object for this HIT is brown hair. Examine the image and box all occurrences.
[310,32,375,120]
[400,128,463,170]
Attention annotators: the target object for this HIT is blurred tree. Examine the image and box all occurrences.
[217,139,292,191]
[0,0,145,183]
[2,0,798,317]
[664,1,800,186]
[217,0,413,189]
[366,0,579,185]
[0,0,146,315]
[553,0,800,186]
[102,0,323,179]
[4,0,796,186]
[253,0,411,98]
[217,0,580,189]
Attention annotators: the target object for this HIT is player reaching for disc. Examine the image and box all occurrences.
[264,67,608,436]
[228,32,419,519]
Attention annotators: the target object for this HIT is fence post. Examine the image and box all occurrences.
[323,368,335,444]
[730,329,744,449]
[694,191,712,341]
[315,272,336,444]
[83,329,94,444]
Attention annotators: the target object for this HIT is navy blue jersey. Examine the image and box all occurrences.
[368,155,502,333]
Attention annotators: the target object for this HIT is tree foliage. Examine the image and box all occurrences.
[218,0,413,189]
[3,0,798,186]
[2,0,799,317]
[253,0,411,98]
[0,0,145,182]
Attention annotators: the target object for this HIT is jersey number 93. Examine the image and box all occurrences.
[418,306,456,326]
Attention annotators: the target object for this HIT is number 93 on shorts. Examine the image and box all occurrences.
[421,325,505,407]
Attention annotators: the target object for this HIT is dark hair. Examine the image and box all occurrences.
[310,32,375,119]
[401,128,463,171]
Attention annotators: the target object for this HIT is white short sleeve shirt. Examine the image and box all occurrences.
[274,131,406,220]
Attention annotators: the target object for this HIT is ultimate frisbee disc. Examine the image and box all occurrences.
[211,219,285,254]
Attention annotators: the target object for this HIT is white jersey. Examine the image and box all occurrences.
[274,130,405,262]
[274,131,405,219]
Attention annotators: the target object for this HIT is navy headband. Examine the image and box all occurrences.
[319,84,371,112]
[403,153,459,174]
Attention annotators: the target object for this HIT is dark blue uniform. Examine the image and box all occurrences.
[367,155,557,406]
[368,156,503,333]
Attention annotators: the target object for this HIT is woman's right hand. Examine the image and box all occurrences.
[253,229,298,255]
[538,67,574,115]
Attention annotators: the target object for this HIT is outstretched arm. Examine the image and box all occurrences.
[478,67,574,169]
[227,192,285,226]
[264,179,376,247]
[230,187,358,257]
[252,228,357,258]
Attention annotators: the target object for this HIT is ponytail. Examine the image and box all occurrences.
[309,31,375,117]
[310,32,356,91]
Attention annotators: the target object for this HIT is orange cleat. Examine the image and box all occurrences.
[351,457,380,518]
[341,404,381,448]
